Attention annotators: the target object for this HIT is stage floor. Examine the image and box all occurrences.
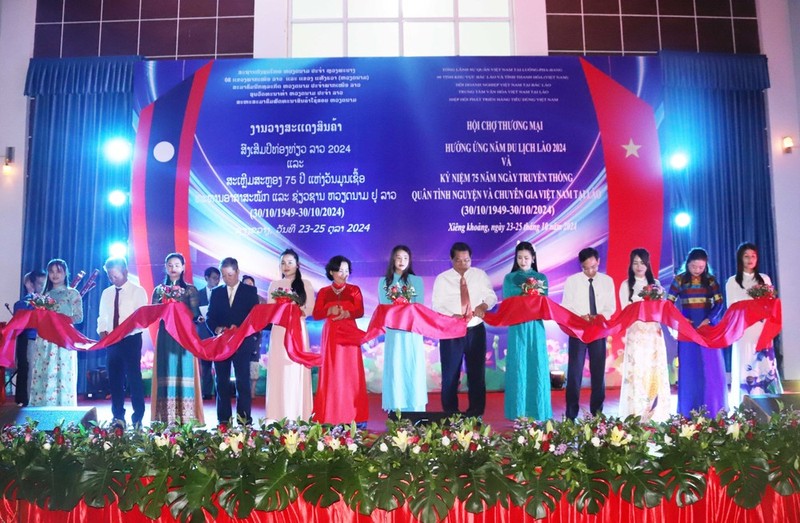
[76,386,643,433]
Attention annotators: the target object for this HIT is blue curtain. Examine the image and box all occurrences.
[659,51,780,371]
[23,56,141,394]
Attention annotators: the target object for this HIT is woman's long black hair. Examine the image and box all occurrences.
[162,252,187,287]
[44,258,70,293]
[677,247,715,288]
[510,241,538,272]
[734,242,765,288]
[625,248,656,302]
[280,249,307,306]
[384,245,415,289]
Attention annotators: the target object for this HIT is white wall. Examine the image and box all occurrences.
[0,1,35,317]
[758,0,800,381]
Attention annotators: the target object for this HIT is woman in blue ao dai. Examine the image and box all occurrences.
[379,245,427,412]
[501,242,551,420]
[667,247,726,417]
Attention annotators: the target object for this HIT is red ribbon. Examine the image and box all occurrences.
[483,295,781,350]
[0,302,321,369]
[2,297,780,369]
[363,303,468,343]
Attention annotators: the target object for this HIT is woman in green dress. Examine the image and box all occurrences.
[502,242,551,420]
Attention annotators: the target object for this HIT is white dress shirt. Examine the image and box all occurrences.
[227,282,240,305]
[562,271,616,318]
[432,267,498,328]
[97,280,149,336]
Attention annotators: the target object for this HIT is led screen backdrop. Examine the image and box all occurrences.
[131,56,669,392]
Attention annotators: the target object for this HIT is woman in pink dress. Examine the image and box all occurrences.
[266,249,315,420]
[312,255,368,425]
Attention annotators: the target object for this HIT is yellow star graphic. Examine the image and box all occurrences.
[622,138,641,158]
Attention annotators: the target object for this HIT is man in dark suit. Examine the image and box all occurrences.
[197,266,220,398]
[13,269,46,406]
[198,266,220,308]
[205,258,259,425]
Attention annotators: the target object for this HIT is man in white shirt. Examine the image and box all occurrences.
[561,247,616,420]
[432,242,498,416]
[97,257,148,429]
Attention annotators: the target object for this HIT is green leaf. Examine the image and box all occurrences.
[664,468,707,507]
[217,472,257,518]
[78,464,127,508]
[520,473,564,520]
[611,468,667,509]
[768,460,800,496]
[370,468,411,512]
[166,468,219,522]
[21,451,83,511]
[717,457,770,509]
[341,462,377,516]
[253,455,298,512]
[565,472,611,514]
[454,462,508,513]
[117,462,146,512]
[138,468,170,519]
[297,459,348,507]
[407,474,456,523]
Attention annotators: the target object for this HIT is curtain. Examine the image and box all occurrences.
[659,51,780,370]
[23,56,141,393]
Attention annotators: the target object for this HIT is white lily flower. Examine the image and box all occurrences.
[726,422,741,440]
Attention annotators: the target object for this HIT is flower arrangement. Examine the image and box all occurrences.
[27,293,56,311]
[638,283,665,301]
[1,410,798,521]
[385,283,416,304]
[270,287,301,304]
[155,284,185,303]
[747,284,777,300]
[520,277,547,296]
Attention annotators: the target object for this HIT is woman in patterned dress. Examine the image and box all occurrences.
[725,242,782,407]
[28,258,82,406]
[150,252,204,425]
[617,248,671,422]
[667,247,726,417]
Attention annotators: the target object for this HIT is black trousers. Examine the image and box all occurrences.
[107,333,145,425]
[214,335,257,425]
[14,334,31,405]
[196,322,215,398]
[565,336,606,419]
[438,322,487,416]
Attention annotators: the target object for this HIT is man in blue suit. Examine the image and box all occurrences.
[205,257,259,425]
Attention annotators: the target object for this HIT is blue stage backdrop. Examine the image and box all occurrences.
[131,56,671,392]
